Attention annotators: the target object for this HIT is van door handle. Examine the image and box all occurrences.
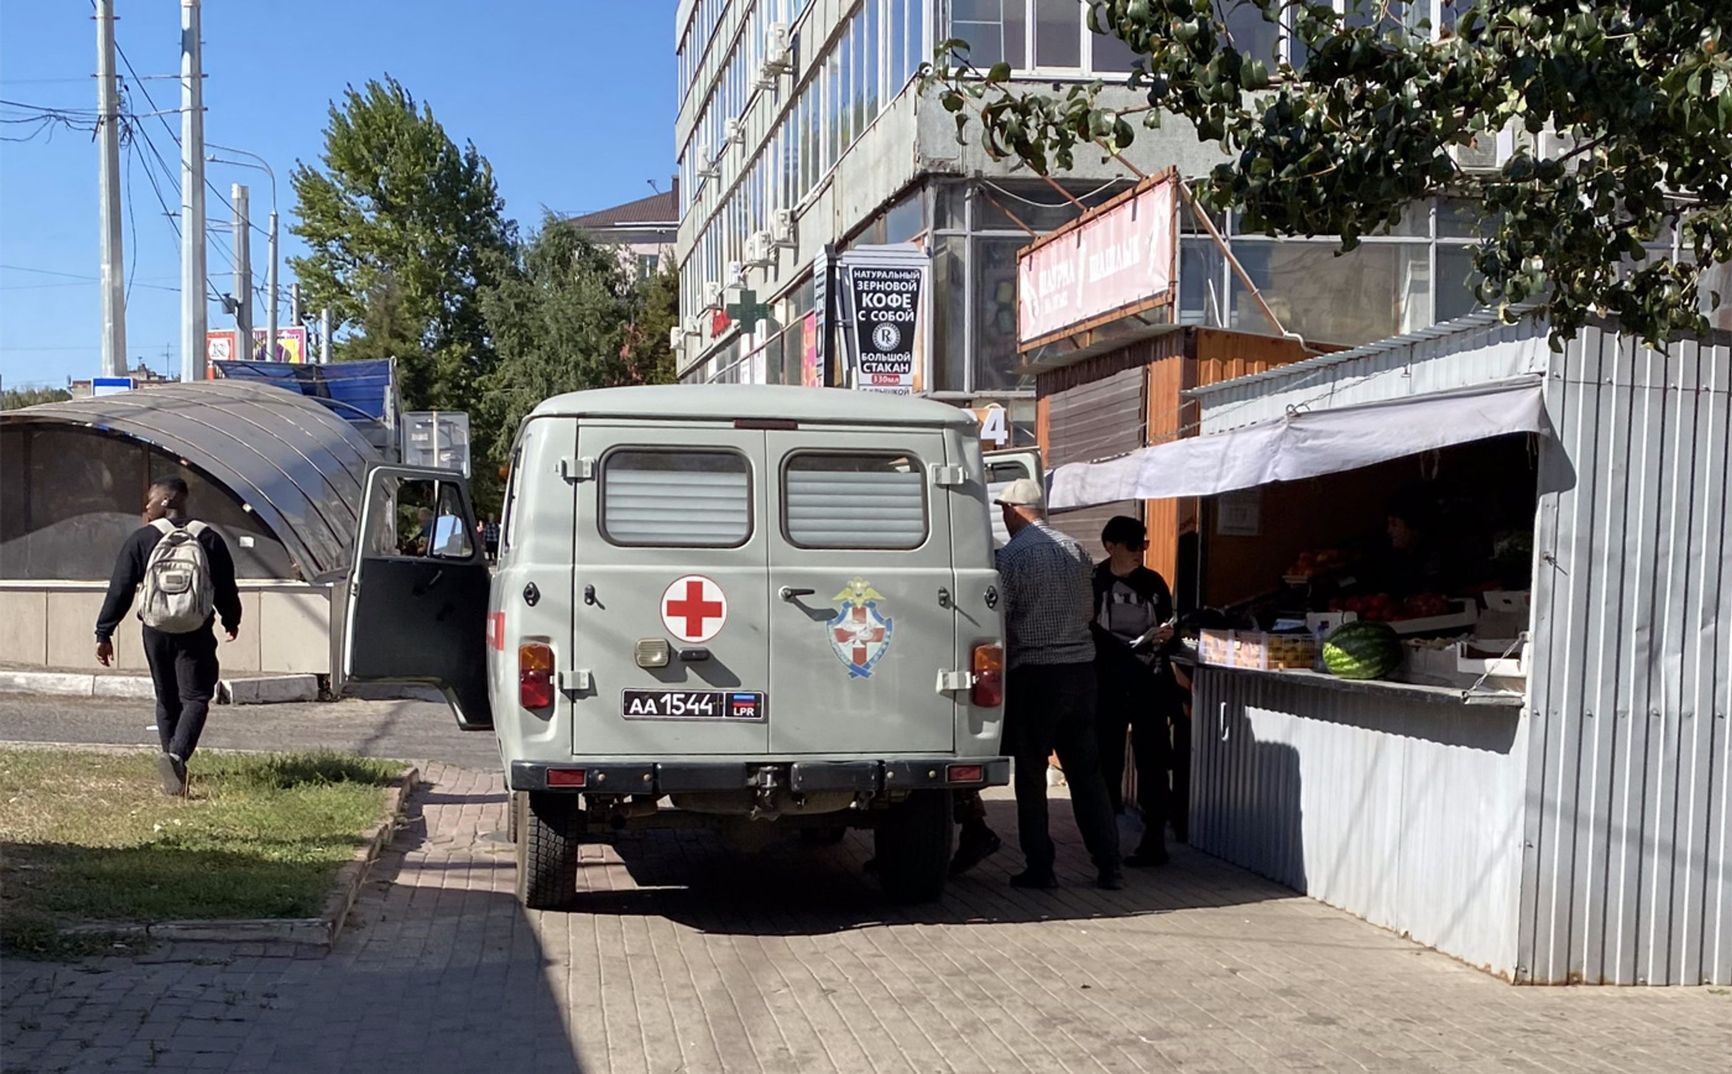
[779,586,815,602]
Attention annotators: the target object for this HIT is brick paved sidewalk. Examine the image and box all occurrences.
[4,763,1727,1073]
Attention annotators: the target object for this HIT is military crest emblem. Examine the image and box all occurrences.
[828,577,893,679]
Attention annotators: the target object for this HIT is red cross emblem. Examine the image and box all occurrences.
[661,575,727,642]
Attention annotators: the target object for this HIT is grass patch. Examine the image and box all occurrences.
[0,748,403,957]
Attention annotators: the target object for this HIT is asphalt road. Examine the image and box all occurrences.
[0,694,501,769]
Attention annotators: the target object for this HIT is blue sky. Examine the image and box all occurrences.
[0,1,676,388]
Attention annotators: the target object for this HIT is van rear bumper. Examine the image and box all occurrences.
[508,757,1011,795]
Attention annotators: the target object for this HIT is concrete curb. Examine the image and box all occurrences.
[0,671,96,698]
[58,765,420,954]
[0,670,319,704]
[222,674,320,705]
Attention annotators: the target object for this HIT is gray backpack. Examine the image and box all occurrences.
[138,519,215,633]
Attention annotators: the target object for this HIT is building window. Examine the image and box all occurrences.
[1177,195,1492,346]
[953,0,1026,70]
[1032,0,1081,69]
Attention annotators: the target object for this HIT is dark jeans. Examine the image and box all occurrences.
[1005,662,1121,876]
[141,626,218,762]
[1096,659,1175,846]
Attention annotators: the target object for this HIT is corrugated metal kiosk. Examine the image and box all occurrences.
[1048,310,1730,985]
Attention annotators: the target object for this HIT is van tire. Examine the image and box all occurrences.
[516,792,581,910]
[873,790,952,903]
[508,791,522,844]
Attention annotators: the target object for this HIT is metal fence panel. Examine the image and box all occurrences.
[1523,323,1732,985]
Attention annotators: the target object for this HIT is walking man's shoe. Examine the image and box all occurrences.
[1095,869,1125,891]
[157,752,187,797]
[950,823,1002,876]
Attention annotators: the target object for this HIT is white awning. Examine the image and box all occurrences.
[1048,378,1550,510]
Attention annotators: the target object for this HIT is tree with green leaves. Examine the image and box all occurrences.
[477,219,675,465]
[626,265,681,388]
[929,2,1732,347]
[289,76,517,409]
[1,386,71,410]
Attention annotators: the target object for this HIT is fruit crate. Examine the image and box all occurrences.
[1198,629,1318,671]
[1389,598,1478,637]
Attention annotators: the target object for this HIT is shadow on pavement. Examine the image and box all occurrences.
[220,785,586,1073]
[567,797,1300,937]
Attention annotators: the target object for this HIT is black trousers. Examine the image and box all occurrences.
[1096,659,1175,843]
[141,626,219,762]
[1005,662,1121,875]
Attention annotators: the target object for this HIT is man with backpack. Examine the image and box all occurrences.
[95,476,242,796]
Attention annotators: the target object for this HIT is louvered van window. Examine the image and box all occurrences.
[601,450,751,547]
[784,453,927,549]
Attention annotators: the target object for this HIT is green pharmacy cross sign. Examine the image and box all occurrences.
[725,289,770,327]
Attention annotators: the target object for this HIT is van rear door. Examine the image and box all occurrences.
[343,465,493,730]
[764,429,955,755]
[983,447,1043,549]
[570,424,771,756]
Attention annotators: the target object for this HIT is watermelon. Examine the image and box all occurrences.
[1322,621,1403,680]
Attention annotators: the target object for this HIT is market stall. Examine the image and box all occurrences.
[1047,310,1732,985]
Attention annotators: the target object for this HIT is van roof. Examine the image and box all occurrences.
[528,384,980,428]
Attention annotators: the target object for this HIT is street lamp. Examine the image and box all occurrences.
[206,144,278,361]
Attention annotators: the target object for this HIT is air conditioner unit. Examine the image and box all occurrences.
[703,281,724,308]
[725,116,746,145]
[744,230,774,268]
[683,316,705,336]
[764,24,793,74]
[696,142,719,180]
[725,260,744,284]
[770,208,796,247]
[668,325,684,351]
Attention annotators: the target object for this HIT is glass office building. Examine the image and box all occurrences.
[673,2,1503,433]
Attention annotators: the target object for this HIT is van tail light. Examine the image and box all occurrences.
[971,643,1004,707]
[519,642,555,709]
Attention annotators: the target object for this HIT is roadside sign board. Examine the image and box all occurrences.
[91,376,134,397]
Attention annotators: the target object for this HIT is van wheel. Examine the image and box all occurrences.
[515,792,581,910]
[873,791,952,903]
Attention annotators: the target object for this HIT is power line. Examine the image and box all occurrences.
[120,123,225,305]
[124,130,140,304]
[116,41,237,220]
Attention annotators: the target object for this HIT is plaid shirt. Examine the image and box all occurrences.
[995,521,1097,669]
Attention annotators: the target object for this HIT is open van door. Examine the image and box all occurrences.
[343,465,493,730]
[983,447,1043,549]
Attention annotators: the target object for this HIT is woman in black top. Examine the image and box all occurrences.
[1092,516,1175,867]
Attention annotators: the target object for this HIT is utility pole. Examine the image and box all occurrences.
[179,0,206,382]
[231,183,252,351]
[96,0,127,378]
[289,282,301,327]
[264,208,278,360]
[319,307,332,365]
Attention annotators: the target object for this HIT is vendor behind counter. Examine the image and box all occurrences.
[1366,488,1453,600]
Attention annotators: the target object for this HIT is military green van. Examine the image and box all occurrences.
[341,386,1011,907]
